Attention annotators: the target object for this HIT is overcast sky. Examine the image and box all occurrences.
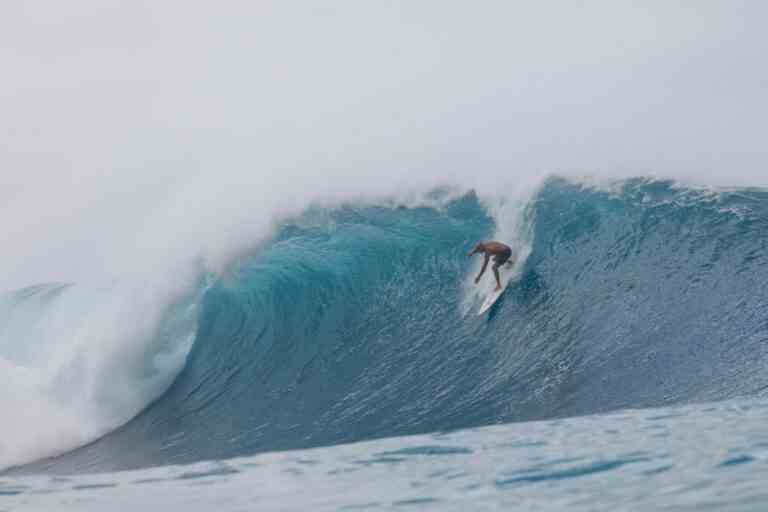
[2,1,768,287]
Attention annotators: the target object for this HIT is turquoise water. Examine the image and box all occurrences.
[4,177,768,509]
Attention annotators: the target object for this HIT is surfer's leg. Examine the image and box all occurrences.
[492,263,502,291]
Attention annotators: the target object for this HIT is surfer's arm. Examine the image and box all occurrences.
[475,254,489,283]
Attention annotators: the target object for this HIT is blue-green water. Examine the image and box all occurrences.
[4,177,768,509]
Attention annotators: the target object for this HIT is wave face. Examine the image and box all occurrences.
[15,178,768,473]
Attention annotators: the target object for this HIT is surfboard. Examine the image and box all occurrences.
[478,283,507,315]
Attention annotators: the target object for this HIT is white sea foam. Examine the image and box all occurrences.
[0,278,202,470]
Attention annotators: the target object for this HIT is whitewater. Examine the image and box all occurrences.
[3,2,768,510]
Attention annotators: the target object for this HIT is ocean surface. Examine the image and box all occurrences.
[3,177,768,510]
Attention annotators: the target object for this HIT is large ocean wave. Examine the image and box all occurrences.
[6,177,768,474]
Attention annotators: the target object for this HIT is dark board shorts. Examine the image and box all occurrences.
[492,247,512,267]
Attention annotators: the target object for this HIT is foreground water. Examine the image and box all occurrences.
[4,398,768,511]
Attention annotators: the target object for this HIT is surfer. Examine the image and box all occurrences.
[468,241,513,291]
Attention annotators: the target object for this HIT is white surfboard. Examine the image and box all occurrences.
[478,283,507,315]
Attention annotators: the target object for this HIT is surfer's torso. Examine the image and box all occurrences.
[470,241,512,265]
